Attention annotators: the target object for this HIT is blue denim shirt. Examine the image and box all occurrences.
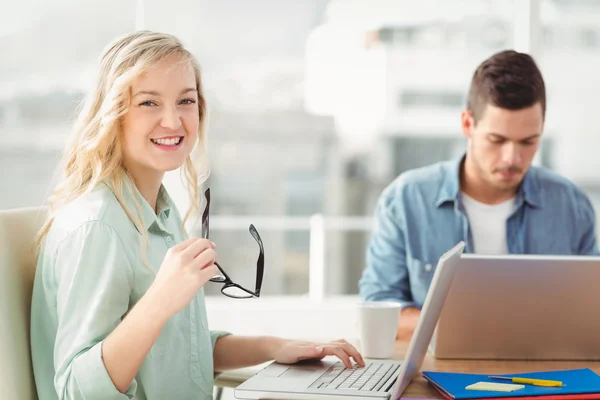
[359,155,599,309]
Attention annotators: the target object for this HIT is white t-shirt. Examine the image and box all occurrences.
[461,193,516,255]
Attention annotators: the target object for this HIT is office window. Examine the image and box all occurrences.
[540,0,600,235]
[377,27,416,46]
[399,90,464,109]
[542,27,554,47]
[580,28,600,49]
[11,0,565,302]
[480,20,509,49]
[0,1,135,210]
[377,25,455,48]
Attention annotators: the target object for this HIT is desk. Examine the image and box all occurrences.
[216,340,600,399]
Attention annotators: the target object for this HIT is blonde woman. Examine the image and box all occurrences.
[30,31,364,400]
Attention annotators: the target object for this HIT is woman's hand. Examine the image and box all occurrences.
[272,339,365,369]
[148,238,219,320]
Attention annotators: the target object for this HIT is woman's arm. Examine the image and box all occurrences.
[97,237,219,393]
[50,222,217,398]
[101,288,169,392]
[213,336,365,372]
[212,336,286,371]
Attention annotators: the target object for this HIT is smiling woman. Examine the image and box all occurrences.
[29,30,364,400]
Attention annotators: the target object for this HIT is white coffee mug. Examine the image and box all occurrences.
[357,301,402,359]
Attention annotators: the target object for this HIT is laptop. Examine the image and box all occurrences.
[431,253,600,360]
[234,241,465,400]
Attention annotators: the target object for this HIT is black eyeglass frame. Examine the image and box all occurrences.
[201,188,264,299]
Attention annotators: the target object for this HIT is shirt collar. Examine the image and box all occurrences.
[105,174,174,233]
[434,153,542,209]
[434,156,462,207]
[519,168,542,209]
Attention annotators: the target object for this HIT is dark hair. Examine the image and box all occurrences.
[467,50,546,123]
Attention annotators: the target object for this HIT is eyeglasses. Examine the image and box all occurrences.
[201,188,264,299]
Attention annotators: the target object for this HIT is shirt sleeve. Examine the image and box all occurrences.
[575,191,600,255]
[359,190,417,309]
[210,330,232,349]
[52,221,137,400]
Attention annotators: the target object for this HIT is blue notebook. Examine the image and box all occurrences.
[422,368,600,399]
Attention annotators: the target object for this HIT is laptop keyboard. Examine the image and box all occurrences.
[309,362,401,392]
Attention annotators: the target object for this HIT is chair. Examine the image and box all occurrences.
[0,207,47,400]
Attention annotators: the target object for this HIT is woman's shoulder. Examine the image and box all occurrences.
[46,183,135,250]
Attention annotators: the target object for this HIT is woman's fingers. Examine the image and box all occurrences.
[180,239,214,260]
[333,339,365,367]
[190,248,217,270]
[198,263,219,283]
[319,345,352,368]
[170,237,199,252]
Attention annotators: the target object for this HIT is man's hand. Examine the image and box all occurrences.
[397,307,421,341]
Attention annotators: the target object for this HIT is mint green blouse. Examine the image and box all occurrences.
[30,179,229,400]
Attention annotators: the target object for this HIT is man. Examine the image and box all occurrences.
[359,50,599,340]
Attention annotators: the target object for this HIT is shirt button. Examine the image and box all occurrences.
[166,236,172,242]
[424,264,432,272]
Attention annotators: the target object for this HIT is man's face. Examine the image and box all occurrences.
[462,103,544,192]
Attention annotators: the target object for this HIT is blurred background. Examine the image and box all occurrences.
[2,0,600,299]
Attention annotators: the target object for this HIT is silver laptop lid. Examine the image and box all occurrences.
[390,241,465,399]
[433,253,600,360]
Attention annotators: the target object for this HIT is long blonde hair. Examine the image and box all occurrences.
[37,31,209,265]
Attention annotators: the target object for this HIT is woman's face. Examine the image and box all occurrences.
[121,54,200,179]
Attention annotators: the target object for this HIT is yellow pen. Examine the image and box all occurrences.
[488,376,566,387]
